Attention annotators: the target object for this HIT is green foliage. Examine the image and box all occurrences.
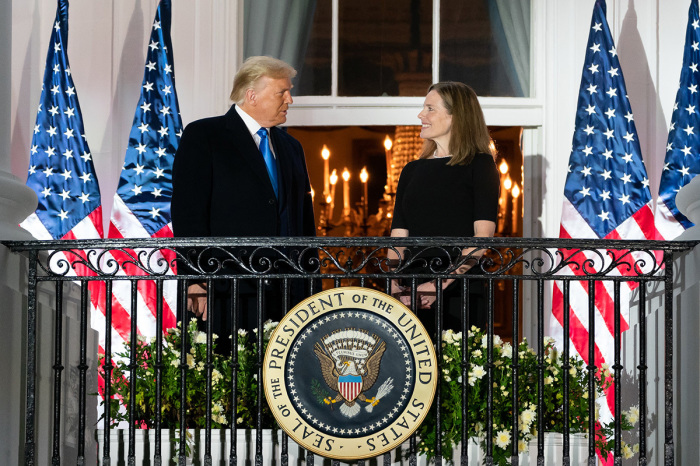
[100,318,277,430]
[415,327,640,465]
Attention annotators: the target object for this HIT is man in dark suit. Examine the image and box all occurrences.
[171,56,316,348]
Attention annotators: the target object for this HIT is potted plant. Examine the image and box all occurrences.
[98,318,280,463]
[414,327,640,465]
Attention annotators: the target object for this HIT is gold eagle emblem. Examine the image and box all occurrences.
[313,329,392,418]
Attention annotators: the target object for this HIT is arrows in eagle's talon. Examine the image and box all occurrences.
[324,397,336,405]
[364,397,378,405]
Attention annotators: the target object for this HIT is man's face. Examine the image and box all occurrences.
[251,76,293,127]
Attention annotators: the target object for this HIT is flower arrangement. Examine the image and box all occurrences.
[101,319,640,464]
[415,326,640,465]
[100,318,278,430]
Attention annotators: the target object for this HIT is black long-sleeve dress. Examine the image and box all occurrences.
[391,152,500,335]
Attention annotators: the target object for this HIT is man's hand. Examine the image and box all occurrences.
[187,283,208,321]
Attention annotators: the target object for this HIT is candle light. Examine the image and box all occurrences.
[360,167,369,218]
[384,136,393,192]
[342,168,351,215]
[511,183,521,234]
[329,169,338,220]
[321,145,330,198]
[499,159,508,175]
[497,160,510,233]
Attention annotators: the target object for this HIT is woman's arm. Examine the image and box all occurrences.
[415,220,496,308]
[389,228,410,301]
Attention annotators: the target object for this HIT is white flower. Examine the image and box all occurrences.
[471,365,486,379]
[472,349,482,358]
[237,329,248,337]
[518,440,528,453]
[186,354,194,369]
[494,430,511,449]
[520,409,535,427]
[543,336,555,346]
[264,320,278,333]
[468,376,477,386]
[501,342,512,358]
[480,334,502,349]
[444,376,451,382]
[457,376,462,383]
[544,376,553,385]
[193,331,207,345]
[443,329,455,344]
[622,442,633,459]
[237,417,244,425]
[626,406,640,425]
[171,359,180,368]
[569,367,577,376]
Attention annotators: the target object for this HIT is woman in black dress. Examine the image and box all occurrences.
[389,82,500,335]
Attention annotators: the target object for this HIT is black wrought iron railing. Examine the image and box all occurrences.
[3,236,696,466]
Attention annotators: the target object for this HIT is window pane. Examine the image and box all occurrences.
[295,1,332,96]
[440,0,531,97]
[338,0,433,97]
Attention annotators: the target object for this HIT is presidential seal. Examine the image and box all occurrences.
[263,287,437,460]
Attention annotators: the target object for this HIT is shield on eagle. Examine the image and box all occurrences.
[338,375,363,401]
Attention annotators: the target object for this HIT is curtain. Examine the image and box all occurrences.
[489,0,531,97]
[244,0,317,94]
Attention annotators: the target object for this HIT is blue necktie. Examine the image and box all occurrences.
[257,128,279,198]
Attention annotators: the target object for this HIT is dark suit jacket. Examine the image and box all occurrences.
[170,106,317,338]
[171,105,315,239]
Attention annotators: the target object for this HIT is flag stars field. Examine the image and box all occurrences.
[657,0,700,236]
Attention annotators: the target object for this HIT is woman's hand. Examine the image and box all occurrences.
[416,282,437,309]
[187,283,208,321]
[392,282,437,309]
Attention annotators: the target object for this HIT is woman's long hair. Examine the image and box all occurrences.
[418,82,493,166]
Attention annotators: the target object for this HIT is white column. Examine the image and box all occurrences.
[674,176,700,240]
[0,0,36,241]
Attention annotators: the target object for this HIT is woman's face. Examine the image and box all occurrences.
[418,90,452,143]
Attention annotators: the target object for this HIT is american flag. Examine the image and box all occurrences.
[20,0,104,262]
[655,0,700,240]
[549,0,658,445]
[92,0,182,360]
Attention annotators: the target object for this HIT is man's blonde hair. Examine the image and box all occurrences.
[230,56,297,104]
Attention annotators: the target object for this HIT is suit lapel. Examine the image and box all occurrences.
[224,106,277,198]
